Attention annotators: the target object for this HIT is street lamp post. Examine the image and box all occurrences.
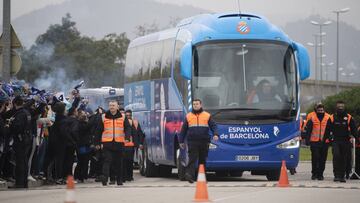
[307,33,325,97]
[2,0,11,82]
[310,21,332,83]
[307,40,318,85]
[333,7,350,93]
[321,62,334,80]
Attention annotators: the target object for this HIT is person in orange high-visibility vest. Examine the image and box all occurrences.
[95,100,131,186]
[123,109,141,182]
[304,103,331,180]
[179,99,219,183]
[323,100,358,183]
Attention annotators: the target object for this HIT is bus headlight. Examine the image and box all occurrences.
[277,137,300,149]
[209,143,217,149]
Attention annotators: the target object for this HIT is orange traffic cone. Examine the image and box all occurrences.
[278,160,290,187]
[193,164,210,202]
[65,176,76,203]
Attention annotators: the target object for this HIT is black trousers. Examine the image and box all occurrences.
[0,142,12,178]
[76,152,90,181]
[345,145,352,177]
[186,140,209,179]
[332,141,351,179]
[43,143,56,181]
[54,145,66,180]
[310,142,329,176]
[102,147,124,183]
[89,150,102,177]
[355,147,360,175]
[14,142,30,188]
[123,147,134,180]
[63,146,75,178]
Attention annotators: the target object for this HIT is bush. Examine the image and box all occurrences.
[307,87,360,123]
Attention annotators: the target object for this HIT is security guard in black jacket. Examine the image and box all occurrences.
[179,99,218,183]
[9,96,32,188]
[324,100,358,182]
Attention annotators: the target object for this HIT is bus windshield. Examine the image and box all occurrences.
[193,40,297,121]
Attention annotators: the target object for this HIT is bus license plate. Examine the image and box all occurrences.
[236,155,259,161]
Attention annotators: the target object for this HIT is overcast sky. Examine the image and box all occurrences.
[155,0,360,29]
[1,0,360,29]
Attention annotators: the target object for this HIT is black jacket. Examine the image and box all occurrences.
[77,120,92,147]
[88,113,102,143]
[9,107,32,144]
[128,119,145,147]
[66,116,79,147]
[95,110,131,149]
[49,114,78,150]
[0,115,5,145]
[24,99,46,136]
[133,122,145,146]
[324,112,358,142]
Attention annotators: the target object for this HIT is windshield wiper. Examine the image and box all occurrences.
[258,113,294,121]
[210,108,260,118]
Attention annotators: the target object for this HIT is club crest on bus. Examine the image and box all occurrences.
[273,126,280,136]
[237,21,250,34]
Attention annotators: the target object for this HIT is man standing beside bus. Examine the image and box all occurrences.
[304,103,331,180]
[95,101,131,186]
[179,99,219,183]
[324,101,358,182]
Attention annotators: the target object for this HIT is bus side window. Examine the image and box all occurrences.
[135,46,145,82]
[150,41,163,80]
[125,47,136,83]
[173,40,188,107]
[142,44,151,81]
[161,39,173,79]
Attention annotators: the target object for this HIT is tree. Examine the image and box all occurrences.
[35,13,81,46]
[134,21,160,37]
[18,14,130,90]
[307,87,360,122]
[134,17,181,37]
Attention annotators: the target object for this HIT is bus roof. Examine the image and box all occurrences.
[129,12,293,48]
[79,87,124,98]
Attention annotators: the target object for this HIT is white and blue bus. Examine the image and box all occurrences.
[124,13,310,180]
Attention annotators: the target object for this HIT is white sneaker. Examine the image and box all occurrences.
[0,179,6,184]
[27,176,36,182]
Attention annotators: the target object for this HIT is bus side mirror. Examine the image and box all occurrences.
[293,42,310,80]
[180,42,192,80]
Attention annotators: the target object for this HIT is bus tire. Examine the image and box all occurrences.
[289,168,296,175]
[143,144,159,177]
[215,171,229,177]
[159,165,173,177]
[229,171,243,177]
[138,147,145,176]
[176,149,186,181]
[266,169,280,181]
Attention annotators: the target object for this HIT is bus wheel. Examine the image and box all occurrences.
[215,171,229,177]
[229,171,243,177]
[143,144,159,177]
[266,170,280,181]
[176,149,186,181]
[289,168,296,175]
[138,147,145,176]
[159,165,173,177]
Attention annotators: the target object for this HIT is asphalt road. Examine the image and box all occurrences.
[0,162,359,203]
